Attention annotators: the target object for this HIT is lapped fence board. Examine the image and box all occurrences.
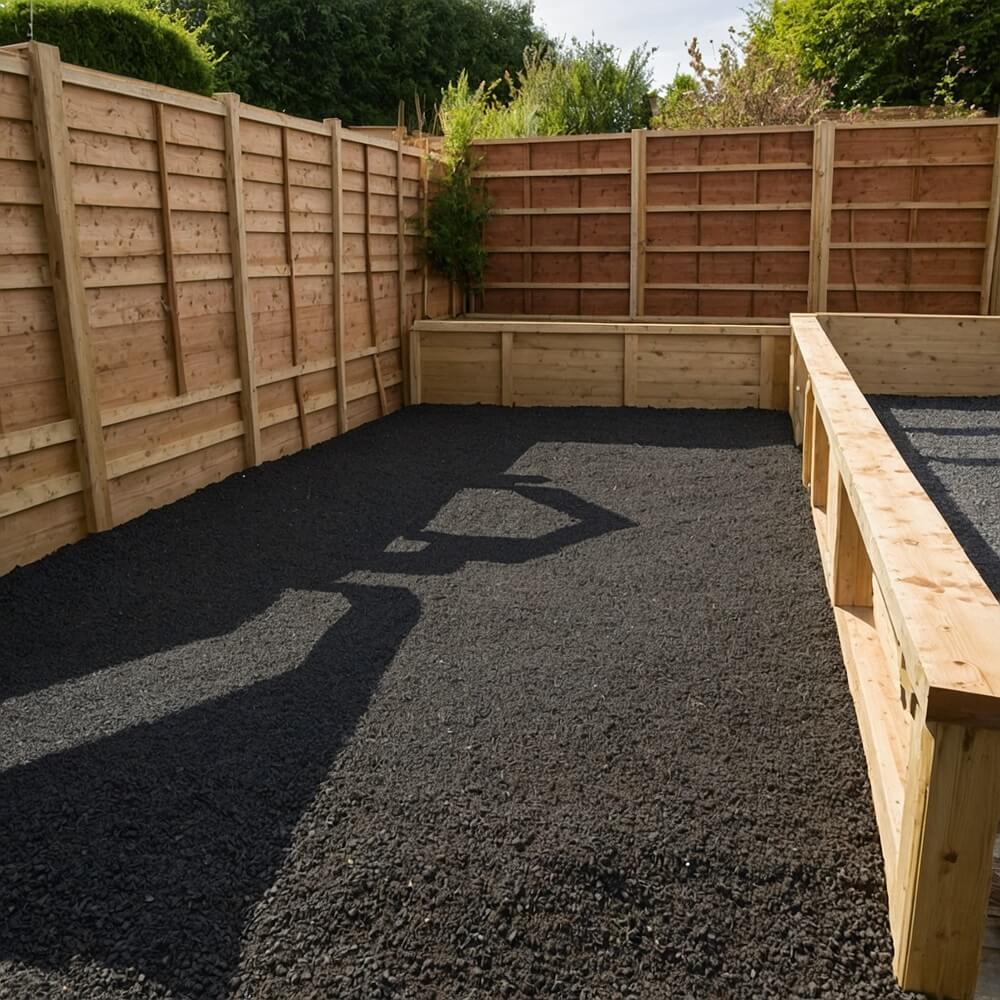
[0,43,447,576]
[474,119,1000,321]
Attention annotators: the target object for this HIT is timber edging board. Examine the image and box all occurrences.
[792,311,1000,1000]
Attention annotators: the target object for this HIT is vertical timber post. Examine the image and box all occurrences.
[893,716,1000,999]
[981,121,1000,314]
[28,42,113,532]
[325,117,349,436]
[395,126,410,406]
[217,92,262,466]
[808,121,835,313]
[629,129,646,318]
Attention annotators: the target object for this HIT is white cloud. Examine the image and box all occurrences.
[530,0,749,89]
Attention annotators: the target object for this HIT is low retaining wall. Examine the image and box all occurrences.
[412,319,790,410]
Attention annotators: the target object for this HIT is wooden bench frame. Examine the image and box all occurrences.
[790,313,1000,999]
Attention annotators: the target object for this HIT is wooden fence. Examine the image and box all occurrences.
[791,312,1000,1000]
[476,121,1000,322]
[0,43,452,575]
[412,318,790,410]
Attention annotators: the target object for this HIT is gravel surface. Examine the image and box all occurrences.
[0,406,918,1000]
[870,396,1000,599]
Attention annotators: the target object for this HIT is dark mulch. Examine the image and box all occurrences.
[0,406,917,1000]
[870,395,1000,601]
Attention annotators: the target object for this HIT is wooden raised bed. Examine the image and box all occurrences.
[411,318,790,410]
[790,312,1000,1000]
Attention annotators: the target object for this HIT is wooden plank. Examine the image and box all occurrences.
[28,42,112,531]
[217,92,261,465]
[325,117,348,435]
[629,129,646,318]
[414,319,789,337]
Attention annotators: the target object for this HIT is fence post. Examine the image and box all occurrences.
[629,129,646,318]
[217,92,262,466]
[27,42,113,532]
[981,122,1000,314]
[807,121,835,313]
[325,118,349,436]
[395,127,411,406]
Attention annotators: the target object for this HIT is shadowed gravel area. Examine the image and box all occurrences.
[0,406,917,1000]
[870,396,1000,600]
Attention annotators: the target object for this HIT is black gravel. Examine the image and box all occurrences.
[0,406,919,1000]
[870,395,1000,600]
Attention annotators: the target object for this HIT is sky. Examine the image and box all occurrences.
[529,0,751,90]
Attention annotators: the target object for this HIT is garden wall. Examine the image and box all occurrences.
[477,121,1000,321]
[0,43,453,575]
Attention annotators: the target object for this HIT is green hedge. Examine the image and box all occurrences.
[0,0,216,94]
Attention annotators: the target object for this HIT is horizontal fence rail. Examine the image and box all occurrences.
[412,318,790,410]
[791,312,1000,1000]
[475,121,1000,322]
[0,42,455,575]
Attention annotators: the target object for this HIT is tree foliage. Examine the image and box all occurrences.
[159,0,543,124]
[0,0,216,93]
[750,0,1000,111]
[653,34,831,129]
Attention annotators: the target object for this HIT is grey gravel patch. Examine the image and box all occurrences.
[425,484,578,538]
[870,395,1000,599]
[0,590,349,771]
[0,406,919,1000]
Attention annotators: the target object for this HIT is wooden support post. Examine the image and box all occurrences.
[28,42,112,532]
[623,333,638,406]
[410,326,422,405]
[831,477,873,607]
[362,144,388,415]
[325,118,349,436]
[280,127,310,448]
[501,331,513,406]
[893,717,1000,999]
[629,129,646,318]
[801,380,814,488]
[981,122,1000,314]
[217,92,262,467]
[395,127,410,405]
[808,121,835,312]
[154,103,187,395]
[810,412,830,511]
[420,138,430,321]
[759,335,776,409]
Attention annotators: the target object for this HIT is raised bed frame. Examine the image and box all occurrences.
[411,318,790,410]
[790,313,1000,1000]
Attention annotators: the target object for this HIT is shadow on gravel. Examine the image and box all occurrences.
[873,398,1000,597]
[1,405,743,997]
